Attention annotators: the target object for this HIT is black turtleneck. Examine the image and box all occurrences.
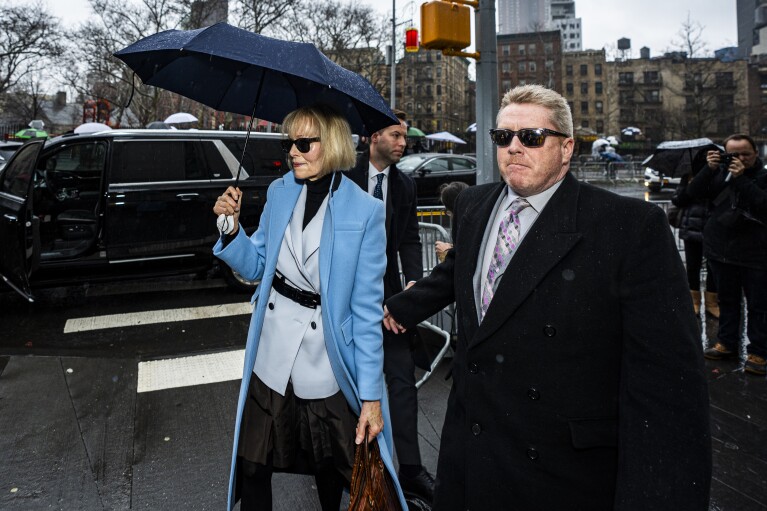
[303,172,333,229]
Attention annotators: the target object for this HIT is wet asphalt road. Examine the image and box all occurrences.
[0,182,764,510]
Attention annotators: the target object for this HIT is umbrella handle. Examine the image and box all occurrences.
[123,72,136,109]
[234,99,261,188]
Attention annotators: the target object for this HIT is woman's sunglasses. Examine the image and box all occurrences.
[281,137,320,153]
[489,128,569,148]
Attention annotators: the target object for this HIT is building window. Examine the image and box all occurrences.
[518,45,526,55]
[502,44,510,56]
[619,90,634,104]
[544,42,553,54]
[501,79,512,92]
[417,102,422,111]
[545,59,554,70]
[581,120,590,128]
[580,82,588,94]
[407,68,412,78]
[596,120,604,133]
[502,62,511,73]
[595,100,603,113]
[425,67,432,79]
[643,71,659,83]
[529,61,537,72]
[407,102,413,112]
[426,85,432,96]
[594,63,602,76]
[416,85,422,96]
[407,86,412,95]
[518,61,526,73]
[581,101,588,113]
[716,72,734,87]
[436,52,441,60]
[528,43,536,54]
[619,72,634,85]
[568,101,574,113]
[437,102,442,112]
[426,103,433,113]
[436,67,442,78]
[718,95,734,109]
[595,82,603,94]
[566,83,574,94]
[580,64,588,76]
[646,89,660,102]
[566,64,573,76]
[436,84,442,95]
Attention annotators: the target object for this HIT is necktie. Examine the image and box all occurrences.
[373,173,385,201]
[480,197,531,320]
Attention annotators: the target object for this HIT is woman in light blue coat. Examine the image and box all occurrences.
[213,104,405,510]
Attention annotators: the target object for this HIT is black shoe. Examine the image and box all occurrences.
[703,342,736,360]
[398,466,435,503]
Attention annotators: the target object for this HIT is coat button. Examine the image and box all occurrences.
[468,362,478,374]
[543,325,556,337]
[471,423,481,436]
[311,321,317,330]
[526,448,539,460]
[527,388,540,400]
[268,303,274,310]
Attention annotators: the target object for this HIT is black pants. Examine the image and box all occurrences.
[383,328,421,467]
[708,260,767,359]
[239,457,346,511]
[683,240,716,292]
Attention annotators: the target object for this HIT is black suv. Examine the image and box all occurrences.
[0,129,285,301]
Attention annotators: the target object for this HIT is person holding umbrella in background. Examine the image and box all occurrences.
[213,104,406,510]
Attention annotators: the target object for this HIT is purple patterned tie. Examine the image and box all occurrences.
[480,197,531,320]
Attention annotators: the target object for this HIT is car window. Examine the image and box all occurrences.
[423,158,450,172]
[0,143,39,198]
[397,155,429,171]
[110,141,210,183]
[38,141,106,200]
[450,158,475,170]
[221,138,284,177]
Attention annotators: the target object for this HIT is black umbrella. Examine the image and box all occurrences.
[114,22,398,136]
[642,138,722,178]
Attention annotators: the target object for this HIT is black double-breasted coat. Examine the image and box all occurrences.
[386,173,711,510]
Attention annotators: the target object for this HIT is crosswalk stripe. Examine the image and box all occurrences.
[63,302,253,333]
[137,349,245,393]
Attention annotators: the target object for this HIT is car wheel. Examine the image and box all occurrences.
[219,263,259,293]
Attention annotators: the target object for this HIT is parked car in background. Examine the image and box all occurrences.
[397,152,476,205]
[0,140,23,171]
[0,129,286,301]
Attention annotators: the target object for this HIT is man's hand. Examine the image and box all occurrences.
[356,400,383,444]
[435,241,452,263]
[706,150,721,171]
[726,157,746,180]
[383,305,407,334]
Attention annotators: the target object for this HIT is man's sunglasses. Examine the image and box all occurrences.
[489,128,569,148]
[281,137,320,153]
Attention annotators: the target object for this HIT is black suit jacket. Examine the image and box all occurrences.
[347,151,422,299]
[387,173,711,510]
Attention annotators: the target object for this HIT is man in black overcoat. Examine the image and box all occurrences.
[347,111,433,500]
[384,85,711,510]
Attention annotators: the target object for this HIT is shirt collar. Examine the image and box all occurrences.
[368,162,390,179]
[504,178,564,213]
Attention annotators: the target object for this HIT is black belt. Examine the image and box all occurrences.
[273,273,321,309]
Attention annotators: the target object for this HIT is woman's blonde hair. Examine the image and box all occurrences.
[281,104,357,176]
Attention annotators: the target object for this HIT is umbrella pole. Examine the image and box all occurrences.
[234,100,259,188]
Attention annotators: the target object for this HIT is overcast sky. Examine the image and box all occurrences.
[30,0,739,58]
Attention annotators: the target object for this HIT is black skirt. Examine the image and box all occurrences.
[237,372,357,483]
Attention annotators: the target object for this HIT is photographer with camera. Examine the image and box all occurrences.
[687,134,767,376]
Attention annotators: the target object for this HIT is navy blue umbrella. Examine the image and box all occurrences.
[114,22,398,136]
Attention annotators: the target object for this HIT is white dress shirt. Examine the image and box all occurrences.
[367,163,390,203]
[475,180,563,319]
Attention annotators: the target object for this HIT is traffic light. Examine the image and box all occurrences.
[405,27,419,53]
[420,1,471,51]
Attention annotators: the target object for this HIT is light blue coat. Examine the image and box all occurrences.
[214,171,406,510]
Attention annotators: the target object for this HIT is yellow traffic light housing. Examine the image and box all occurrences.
[421,1,471,51]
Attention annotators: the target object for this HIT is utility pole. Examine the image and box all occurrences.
[474,0,498,184]
[391,0,396,109]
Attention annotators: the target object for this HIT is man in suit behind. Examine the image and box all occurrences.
[384,85,711,510]
[347,111,434,500]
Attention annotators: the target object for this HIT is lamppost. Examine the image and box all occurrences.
[391,0,396,109]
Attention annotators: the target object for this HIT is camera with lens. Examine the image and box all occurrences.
[719,151,736,172]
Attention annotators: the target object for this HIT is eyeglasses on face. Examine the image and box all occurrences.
[281,137,320,153]
[489,128,569,148]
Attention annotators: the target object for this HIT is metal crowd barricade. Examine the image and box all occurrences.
[398,208,455,387]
